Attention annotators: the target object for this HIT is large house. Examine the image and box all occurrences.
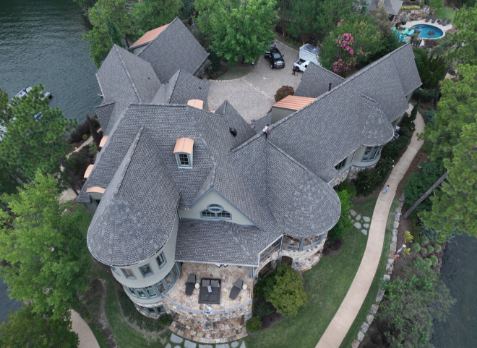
[79,17,421,342]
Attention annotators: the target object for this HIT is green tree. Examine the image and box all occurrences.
[266,263,307,317]
[196,0,278,64]
[430,0,444,11]
[320,14,382,75]
[314,0,354,37]
[0,87,13,132]
[83,25,112,68]
[0,172,91,320]
[0,306,79,348]
[286,0,319,44]
[380,260,455,348]
[89,0,132,37]
[369,3,392,36]
[0,85,79,191]
[351,0,369,15]
[403,160,446,212]
[131,0,182,39]
[106,17,122,47]
[327,189,353,242]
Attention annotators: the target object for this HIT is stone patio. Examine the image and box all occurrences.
[166,263,252,312]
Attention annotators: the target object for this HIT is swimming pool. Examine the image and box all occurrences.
[411,24,444,39]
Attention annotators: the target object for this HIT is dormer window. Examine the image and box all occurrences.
[173,138,194,168]
[201,204,232,220]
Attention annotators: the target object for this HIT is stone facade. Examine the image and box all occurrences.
[330,168,351,187]
[347,164,377,181]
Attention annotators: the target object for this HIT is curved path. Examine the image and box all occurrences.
[316,106,424,348]
[70,310,100,348]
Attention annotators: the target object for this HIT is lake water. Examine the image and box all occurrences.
[0,0,100,323]
[0,0,101,123]
[431,233,477,347]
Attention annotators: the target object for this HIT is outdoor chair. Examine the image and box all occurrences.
[431,15,438,23]
[425,15,432,22]
[401,28,409,35]
[229,279,243,300]
[447,19,451,25]
[407,29,414,36]
[185,274,196,296]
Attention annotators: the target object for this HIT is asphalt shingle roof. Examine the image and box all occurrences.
[369,0,403,15]
[295,63,345,98]
[138,17,209,82]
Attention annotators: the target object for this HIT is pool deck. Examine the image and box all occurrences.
[403,19,453,42]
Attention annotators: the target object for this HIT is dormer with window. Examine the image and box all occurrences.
[173,138,194,169]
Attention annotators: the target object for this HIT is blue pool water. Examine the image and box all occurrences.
[411,24,444,39]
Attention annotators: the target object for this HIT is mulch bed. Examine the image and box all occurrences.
[322,239,344,258]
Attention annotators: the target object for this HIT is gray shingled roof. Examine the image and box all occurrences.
[166,70,209,105]
[295,63,345,98]
[215,100,256,149]
[268,44,421,182]
[360,96,395,146]
[369,0,403,16]
[138,17,209,82]
[87,127,181,266]
[96,45,161,134]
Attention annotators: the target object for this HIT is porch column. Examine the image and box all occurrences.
[299,237,305,251]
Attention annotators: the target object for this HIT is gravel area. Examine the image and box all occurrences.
[207,41,302,123]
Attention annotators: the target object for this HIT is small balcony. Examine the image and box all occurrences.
[163,262,252,316]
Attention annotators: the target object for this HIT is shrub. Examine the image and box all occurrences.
[381,135,409,161]
[414,88,439,102]
[426,245,435,253]
[425,110,436,125]
[274,86,294,102]
[266,263,307,317]
[403,160,446,211]
[82,134,88,140]
[207,49,221,74]
[355,157,394,196]
[421,249,428,257]
[433,244,442,252]
[75,119,91,136]
[246,316,262,333]
[327,190,353,242]
[157,314,172,326]
[336,180,357,198]
[420,235,430,246]
[65,151,89,174]
[253,270,277,299]
[429,255,438,266]
[254,301,274,319]
[411,243,421,252]
[424,257,432,266]
[419,220,440,241]
[70,130,83,143]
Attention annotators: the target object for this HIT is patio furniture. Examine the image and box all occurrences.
[229,279,243,300]
[447,19,451,25]
[185,274,196,296]
[425,15,432,22]
[401,28,409,35]
[198,278,221,304]
[431,15,438,23]
[407,29,414,36]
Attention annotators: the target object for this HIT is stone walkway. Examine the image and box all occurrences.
[166,332,246,348]
[348,210,371,236]
[207,40,302,123]
[70,309,100,348]
[316,105,425,348]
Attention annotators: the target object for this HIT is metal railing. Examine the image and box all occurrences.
[282,243,300,251]
[260,243,280,262]
[282,235,326,252]
[162,294,252,316]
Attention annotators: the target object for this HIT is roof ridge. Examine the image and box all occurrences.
[231,131,264,153]
[96,101,116,108]
[308,62,345,81]
[113,127,144,197]
[268,43,412,132]
[165,70,181,104]
[114,45,142,103]
[137,17,180,58]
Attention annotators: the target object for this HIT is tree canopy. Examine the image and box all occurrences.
[0,172,91,320]
[196,0,278,63]
[131,0,182,39]
[0,306,79,348]
[0,85,75,189]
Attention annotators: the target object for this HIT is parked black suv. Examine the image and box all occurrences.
[264,47,285,69]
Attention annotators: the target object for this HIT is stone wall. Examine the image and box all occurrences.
[347,164,377,181]
[330,168,351,187]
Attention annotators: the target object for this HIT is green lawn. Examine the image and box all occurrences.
[340,197,399,348]
[216,62,253,80]
[435,7,455,21]
[243,198,376,348]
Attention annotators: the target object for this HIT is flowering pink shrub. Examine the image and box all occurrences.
[331,33,367,74]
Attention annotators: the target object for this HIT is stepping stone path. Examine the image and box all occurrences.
[166,333,245,348]
[349,210,371,236]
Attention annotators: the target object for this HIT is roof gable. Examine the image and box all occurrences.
[130,24,168,49]
[295,62,345,98]
[138,17,209,82]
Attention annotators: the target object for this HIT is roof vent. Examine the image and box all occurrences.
[329,82,332,91]
[229,128,237,137]
[173,138,194,168]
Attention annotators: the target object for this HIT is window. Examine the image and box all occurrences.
[139,264,153,278]
[111,266,120,276]
[128,287,136,297]
[176,153,192,168]
[156,253,166,269]
[136,289,146,298]
[362,146,382,162]
[147,307,156,314]
[145,286,157,297]
[334,158,347,171]
[122,268,136,279]
[155,281,166,293]
[200,204,232,220]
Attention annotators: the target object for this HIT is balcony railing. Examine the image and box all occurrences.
[260,243,280,262]
[282,234,326,252]
[162,294,252,316]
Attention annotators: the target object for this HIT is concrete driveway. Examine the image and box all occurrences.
[207,41,302,122]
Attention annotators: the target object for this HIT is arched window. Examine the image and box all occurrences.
[200,204,231,220]
[362,146,383,162]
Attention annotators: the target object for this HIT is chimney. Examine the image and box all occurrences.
[329,82,332,91]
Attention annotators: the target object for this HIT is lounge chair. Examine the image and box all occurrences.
[425,15,432,22]
[447,19,451,25]
[401,28,409,35]
[406,29,414,36]
[185,274,196,296]
[229,279,243,300]
[431,15,438,23]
